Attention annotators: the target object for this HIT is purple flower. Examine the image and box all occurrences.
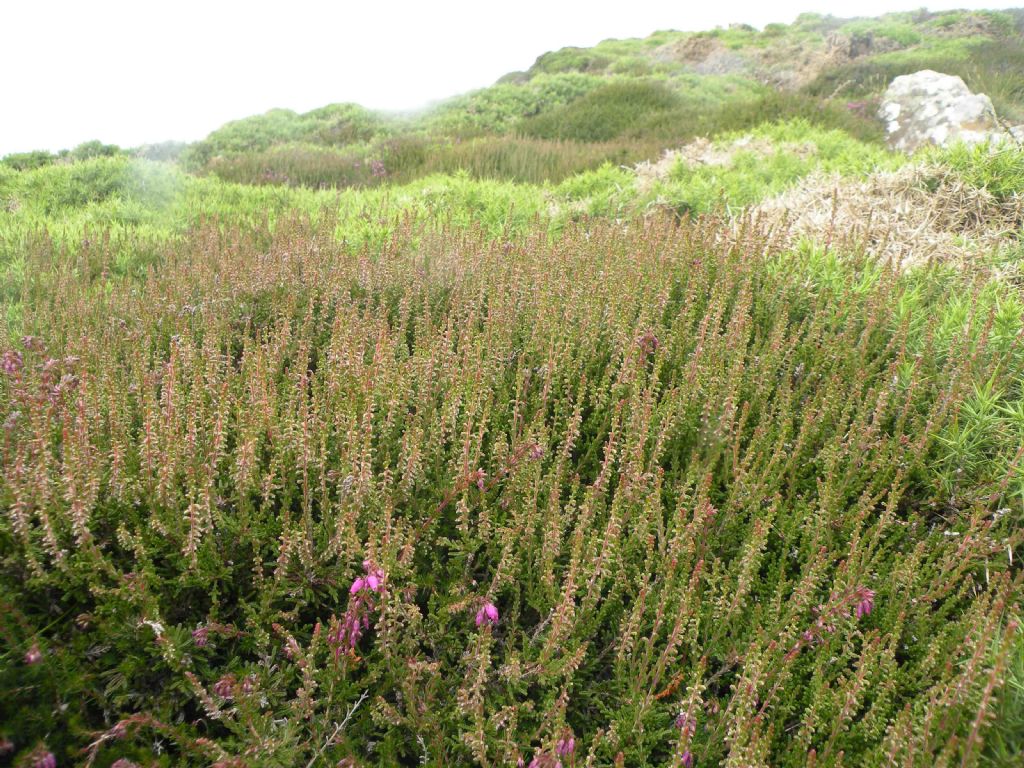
[192,626,209,647]
[24,644,43,665]
[111,760,141,768]
[350,576,366,594]
[475,601,499,627]
[213,674,235,699]
[0,739,13,756]
[32,751,57,768]
[855,588,875,619]
[680,749,694,768]
[555,735,575,757]
[1,350,23,375]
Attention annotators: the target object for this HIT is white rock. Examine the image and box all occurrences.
[878,70,1004,153]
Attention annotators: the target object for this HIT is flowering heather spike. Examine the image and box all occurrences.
[192,626,209,647]
[680,749,694,768]
[476,601,499,627]
[855,588,875,619]
[555,735,575,757]
[111,760,141,768]
[31,751,56,768]
[24,644,42,665]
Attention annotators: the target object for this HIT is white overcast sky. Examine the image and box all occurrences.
[1,0,1019,155]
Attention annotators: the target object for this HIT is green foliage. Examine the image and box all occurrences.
[933,142,1024,202]
[69,139,122,161]
[1,211,1022,766]
[422,73,603,135]
[1,149,59,171]
[840,19,923,47]
[182,104,393,168]
[646,119,903,214]
[520,80,684,142]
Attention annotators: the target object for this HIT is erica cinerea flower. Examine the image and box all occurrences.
[475,600,499,628]
[330,560,388,657]
[855,587,875,619]
[555,731,575,758]
[213,674,236,699]
[29,748,56,768]
[350,560,386,595]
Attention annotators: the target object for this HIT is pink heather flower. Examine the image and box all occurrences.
[476,469,487,490]
[530,443,544,460]
[25,644,43,665]
[366,573,382,592]
[680,749,694,768]
[111,760,141,768]
[555,735,575,757]
[0,738,13,756]
[32,751,57,768]
[192,627,209,647]
[476,601,499,627]
[855,588,875,619]
[350,576,366,594]
[1,350,23,375]
[213,674,235,699]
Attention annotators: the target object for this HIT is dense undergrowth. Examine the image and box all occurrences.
[1,211,1023,767]
[3,7,1024,768]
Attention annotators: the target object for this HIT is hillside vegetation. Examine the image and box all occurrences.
[2,8,1024,768]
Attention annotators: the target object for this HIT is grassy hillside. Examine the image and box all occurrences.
[2,8,1024,768]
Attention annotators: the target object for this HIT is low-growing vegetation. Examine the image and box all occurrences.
[3,7,1024,768]
[2,210,1023,766]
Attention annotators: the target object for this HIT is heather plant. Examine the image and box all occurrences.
[0,210,1021,766]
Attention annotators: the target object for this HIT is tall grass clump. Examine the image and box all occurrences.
[0,211,1021,766]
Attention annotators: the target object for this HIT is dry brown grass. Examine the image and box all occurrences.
[752,163,1024,268]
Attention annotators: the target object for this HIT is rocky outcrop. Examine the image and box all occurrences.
[878,70,1004,152]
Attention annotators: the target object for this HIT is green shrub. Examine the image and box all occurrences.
[520,80,684,142]
[1,150,59,172]
[422,73,603,135]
